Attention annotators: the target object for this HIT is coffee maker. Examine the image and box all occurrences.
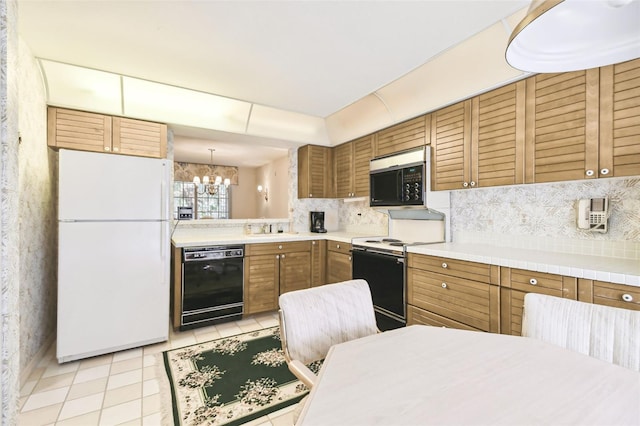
[310,211,327,233]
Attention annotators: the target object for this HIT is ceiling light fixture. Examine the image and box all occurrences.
[193,148,230,196]
[505,0,640,73]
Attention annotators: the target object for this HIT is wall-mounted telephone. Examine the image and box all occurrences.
[577,198,609,233]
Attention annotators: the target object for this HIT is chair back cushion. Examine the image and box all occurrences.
[279,279,377,364]
[522,293,640,371]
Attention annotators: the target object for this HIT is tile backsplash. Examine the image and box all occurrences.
[451,177,640,260]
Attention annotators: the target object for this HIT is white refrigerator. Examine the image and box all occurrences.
[57,149,170,363]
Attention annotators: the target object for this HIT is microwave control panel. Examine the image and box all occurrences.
[401,165,423,202]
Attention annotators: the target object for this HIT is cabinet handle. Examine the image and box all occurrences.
[276,255,280,259]
[622,294,634,302]
[462,182,469,188]
[529,278,537,285]
[312,241,316,245]
[585,169,594,177]
[336,244,340,249]
[441,282,448,289]
[349,256,352,261]
[104,146,111,151]
[470,181,476,187]
[281,254,285,259]
[278,245,283,250]
[309,194,313,197]
[113,147,119,152]
[600,168,610,176]
[441,262,448,269]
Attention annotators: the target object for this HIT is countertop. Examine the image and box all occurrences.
[171,230,371,248]
[408,243,640,287]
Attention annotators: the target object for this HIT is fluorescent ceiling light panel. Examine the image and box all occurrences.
[40,60,122,115]
[122,77,251,133]
[247,105,330,144]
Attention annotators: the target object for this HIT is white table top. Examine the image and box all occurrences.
[298,325,640,425]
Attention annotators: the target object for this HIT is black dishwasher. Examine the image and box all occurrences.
[181,245,244,329]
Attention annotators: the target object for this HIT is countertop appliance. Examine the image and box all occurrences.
[351,219,445,331]
[370,147,428,208]
[57,149,170,363]
[178,206,193,220]
[181,245,244,329]
[310,211,327,233]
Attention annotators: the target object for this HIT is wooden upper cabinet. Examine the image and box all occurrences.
[334,135,374,199]
[298,144,333,198]
[524,69,600,183]
[375,115,429,157]
[431,100,472,190]
[472,81,526,188]
[112,117,167,158]
[599,57,640,178]
[48,107,167,159]
[334,142,354,198]
[48,107,112,153]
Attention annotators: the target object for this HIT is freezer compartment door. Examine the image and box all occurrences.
[57,221,169,362]
[59,149,170,221]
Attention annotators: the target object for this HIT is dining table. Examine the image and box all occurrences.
[296,325,640,425]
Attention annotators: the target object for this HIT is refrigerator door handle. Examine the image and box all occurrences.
[161,161,170,222]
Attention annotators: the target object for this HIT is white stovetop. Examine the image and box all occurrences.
[408,242,640,287]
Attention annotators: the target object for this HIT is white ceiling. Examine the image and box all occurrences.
[18,0,530,166]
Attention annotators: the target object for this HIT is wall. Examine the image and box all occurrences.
[17,37,57,376]
[231,166,258,219]
[255,155,289,219]
[0,0,21,422]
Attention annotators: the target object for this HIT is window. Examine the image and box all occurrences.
[173,181,230,219]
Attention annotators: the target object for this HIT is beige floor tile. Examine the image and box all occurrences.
[142,354,157,368]
[142,379,159,398]
[118,419,142,426]
[110,357,143,375]
[141,412,162,426]
[79,354,113,370]
[243,416,272,426]
[17,403,62,426]
[58,392,104,421]
[33,372,75,394]
[67,377,108,400]
[106,369,143,391]
[103,382,142,409]
[142,341,170,356]
[74,364,111,385]
[270,409,295,426]
[22,387,69,412]
[215,322,243,337]
[98,399,142,426]
[41,362,79,379]
[195,330,221,343]
[27,366,46,382]
[142,393,161,417]
[21,380,38,397]
[143,366,158,381]
[192,324,219,335]
[55,410,101,426]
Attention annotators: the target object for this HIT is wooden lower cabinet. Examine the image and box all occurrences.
[311,239,326,287]
[578,279,640,311]
[326,240,352,283]
[500,267,577,336]
[407,253,500,332]
[244,241,311,315]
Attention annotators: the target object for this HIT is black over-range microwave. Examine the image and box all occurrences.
[369,147,427,207]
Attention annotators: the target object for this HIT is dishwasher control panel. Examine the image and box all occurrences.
[183,246,244,262]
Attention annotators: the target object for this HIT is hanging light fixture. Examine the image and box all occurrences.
[505,0,640,73]
[192,148,230,196]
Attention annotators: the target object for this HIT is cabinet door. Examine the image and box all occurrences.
[375,115,428,157]
[244,254,279,315]
[599,58,640,178]
[524,69,600,183]
[578,279,640,311]
[431,100,472,190]
[279,251,311,294]
[48,107,112,153]
[353,135,374,197]
[298,145,333,198]
[311,240,326,287]
[407,305,477,331]
[472,81,526,188]
[112,117,167,158]
[326,251,352,284]
[334,142,354,198]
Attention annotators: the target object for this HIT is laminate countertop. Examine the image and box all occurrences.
[408,242,640,287]
[170,230,371,248]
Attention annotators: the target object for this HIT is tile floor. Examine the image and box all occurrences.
[18,312,296,426]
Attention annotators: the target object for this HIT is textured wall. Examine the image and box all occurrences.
[18,37,57,376]
[1,0,21,422]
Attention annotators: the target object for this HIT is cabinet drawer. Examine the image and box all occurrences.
[408,269,498,332]
[508,268,576,297]
[407,253,497,284]
[407,305,478,331]
[326,240,351,255]
[245,241,311,256]
[594,281,640,311]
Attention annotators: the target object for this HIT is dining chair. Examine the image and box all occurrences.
[278,279,378,387]
[522,293,640,371]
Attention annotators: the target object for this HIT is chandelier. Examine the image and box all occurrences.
[192,148,231,196]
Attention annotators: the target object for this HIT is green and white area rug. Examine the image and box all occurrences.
[163,327,322,426]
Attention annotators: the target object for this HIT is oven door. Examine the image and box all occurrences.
[352,248,406,330]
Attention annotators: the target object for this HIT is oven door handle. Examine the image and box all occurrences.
[354,249,404,262]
